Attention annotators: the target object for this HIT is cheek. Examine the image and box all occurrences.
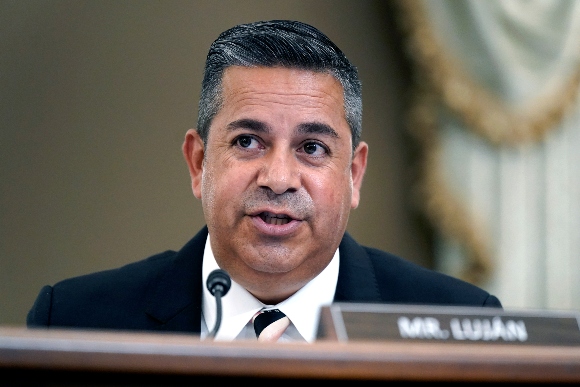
[310,171,353,213]
[201,162,248,214]
[200,167,217,218]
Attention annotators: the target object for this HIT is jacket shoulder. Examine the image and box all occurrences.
[55,250,178,292]
[27,227,209,331]
[354,240,501,308]
[27,250,179,328]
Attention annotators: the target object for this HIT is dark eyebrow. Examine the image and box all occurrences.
[225,119,339,139]
[226,118,270,133]
[296,122,339,138]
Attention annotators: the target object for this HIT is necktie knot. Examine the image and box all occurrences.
[253,309,290,342]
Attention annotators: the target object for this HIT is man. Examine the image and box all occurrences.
[27,20,502,343]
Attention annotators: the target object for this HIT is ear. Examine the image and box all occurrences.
[350,141,368,209]
[182,129,205,199]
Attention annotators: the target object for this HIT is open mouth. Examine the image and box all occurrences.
[259,212,292,225]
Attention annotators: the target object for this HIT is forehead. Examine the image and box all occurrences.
[211,66,351,145]
[218,66,348,126]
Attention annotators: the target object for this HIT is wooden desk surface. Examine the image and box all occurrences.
[2,326,580,384]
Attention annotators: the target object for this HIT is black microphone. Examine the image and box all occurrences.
[206,269,231,339]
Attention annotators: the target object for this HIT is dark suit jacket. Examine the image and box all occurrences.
[27,226,502,332]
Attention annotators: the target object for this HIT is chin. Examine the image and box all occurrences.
[246,258,299,274]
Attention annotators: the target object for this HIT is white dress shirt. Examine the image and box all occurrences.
[200,233,339,343]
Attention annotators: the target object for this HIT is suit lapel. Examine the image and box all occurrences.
[144,227,208,333]
[334,232,382,302]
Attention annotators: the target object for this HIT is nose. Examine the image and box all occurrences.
[256,148,301,195]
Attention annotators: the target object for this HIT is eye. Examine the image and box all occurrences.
[301,141,328,156]
[234,135,260,149]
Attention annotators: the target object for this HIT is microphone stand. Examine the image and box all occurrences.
[206,269,231,339]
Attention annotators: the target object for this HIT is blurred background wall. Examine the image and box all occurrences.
[1,0,429,325]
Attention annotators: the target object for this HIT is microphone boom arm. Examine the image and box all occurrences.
[206,269,232,339]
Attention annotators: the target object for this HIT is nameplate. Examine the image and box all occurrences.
[317,303,580,346]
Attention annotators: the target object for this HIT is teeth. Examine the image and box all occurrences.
[261,213,291,225]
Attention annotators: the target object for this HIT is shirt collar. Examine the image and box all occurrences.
[202,233,339,342]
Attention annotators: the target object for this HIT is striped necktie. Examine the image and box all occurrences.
[252,309,290,342]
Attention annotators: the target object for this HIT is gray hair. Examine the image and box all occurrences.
[197,20,362,150]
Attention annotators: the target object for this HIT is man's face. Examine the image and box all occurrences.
[183,66,367,303]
